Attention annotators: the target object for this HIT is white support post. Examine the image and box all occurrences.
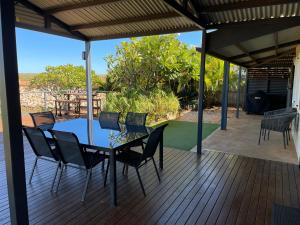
[85,41,93,121]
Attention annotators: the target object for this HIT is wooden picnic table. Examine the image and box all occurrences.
[54,95,102,117]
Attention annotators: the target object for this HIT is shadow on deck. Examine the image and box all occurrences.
[1,134,300,224]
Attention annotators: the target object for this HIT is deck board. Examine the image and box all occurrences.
[1,135,300,225]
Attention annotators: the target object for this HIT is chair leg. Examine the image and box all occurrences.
[55,164,64,193]
[51,162,60,192]
[286,130,289,146]
[258,128,262,145]
[136,168,146,196]
[81,169,91,202]
[122,163,126,175]
[104,160,110,187]
[267,130,270,140]
[141,143,145,152]
[102,160,105,172]
[29,157,38,184]
[152,157,160,182]
[122,164,128,175]
[263,129,267,140]
[283,132,286,149]
[288,129,291,141]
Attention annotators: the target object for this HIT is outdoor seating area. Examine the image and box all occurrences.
[259,107,298,149]
[1,137,300,224]
[22,111,165,205]
[3,1,300,224]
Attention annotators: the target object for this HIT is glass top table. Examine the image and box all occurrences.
[42,118,164,206]
[44,118,149,151]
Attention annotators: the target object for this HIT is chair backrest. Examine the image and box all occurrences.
[262,112,297,131]
[126,125,148,133]
[99,112,120,130]
[29,111,55,129]
[23,126,58,160]
[142,124,168,160]
[50,130,86,167]
[264,107,297,118]
[125,112,148,126]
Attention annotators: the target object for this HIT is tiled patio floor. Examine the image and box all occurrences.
[190,111,298,164]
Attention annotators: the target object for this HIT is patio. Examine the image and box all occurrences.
[2,1,300,224]
[189,111,298,165]
[1,134,300,225]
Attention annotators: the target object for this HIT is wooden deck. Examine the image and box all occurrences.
[1,135,300,225]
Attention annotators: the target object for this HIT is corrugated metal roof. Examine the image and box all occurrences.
[195,0,300,27]
[14,0,300,69]
[15,0,201,41]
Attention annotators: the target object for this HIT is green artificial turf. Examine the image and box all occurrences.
[155,120,219,151]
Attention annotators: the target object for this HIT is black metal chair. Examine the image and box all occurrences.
[29,111,56,130]
[263,107,297,140]
[258,113,297,149]
[125,112,148,126]
[22,127,60,191]
[104,124,168,196]
[124,112,148,149]
[264,107,296,118]
[121,112,149,174]
[98,111,120,130]
[50,130,108,202]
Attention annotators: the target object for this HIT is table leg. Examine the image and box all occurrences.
[109,150,117,206]
[55,101,57,116]
[159,135,163,169]
[67,95,70,114]
[59,103,62,116]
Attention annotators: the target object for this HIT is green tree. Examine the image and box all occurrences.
[105,34,243,108]
[29,64,103,92]
[105,34,199,94]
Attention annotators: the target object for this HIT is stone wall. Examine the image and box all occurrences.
[19,87,107,111]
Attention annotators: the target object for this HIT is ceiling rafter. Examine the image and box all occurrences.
[162,0,205,29]
[45,0,125,15]
[229,39,300,60]
[90,26,199,41]
[201,0,299,13]
[16,0,87,40]
[71,12,179,30]
[206,15,300,30]
[235,43,257,63]
[247,49,295,68]
[274,32,279,55]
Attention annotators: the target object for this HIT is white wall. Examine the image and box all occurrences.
[292,45,300,162]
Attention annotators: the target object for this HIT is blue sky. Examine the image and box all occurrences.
[16,28,202,75]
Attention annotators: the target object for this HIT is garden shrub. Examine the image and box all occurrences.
[104,89,179,124]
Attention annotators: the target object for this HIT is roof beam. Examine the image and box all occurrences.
[45,0,124,14]
[90,26,199,41]
[207,16,300,30]
[207,16,300,50]
[246,49,295,68]
[71,12,179,30]
[235,43,257,63]
[201,0,299,13]
[162,0,205,29]
[229,39,300,60]
[16,0,87,40]
[196,47,243,66]
[274,32,279,55]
